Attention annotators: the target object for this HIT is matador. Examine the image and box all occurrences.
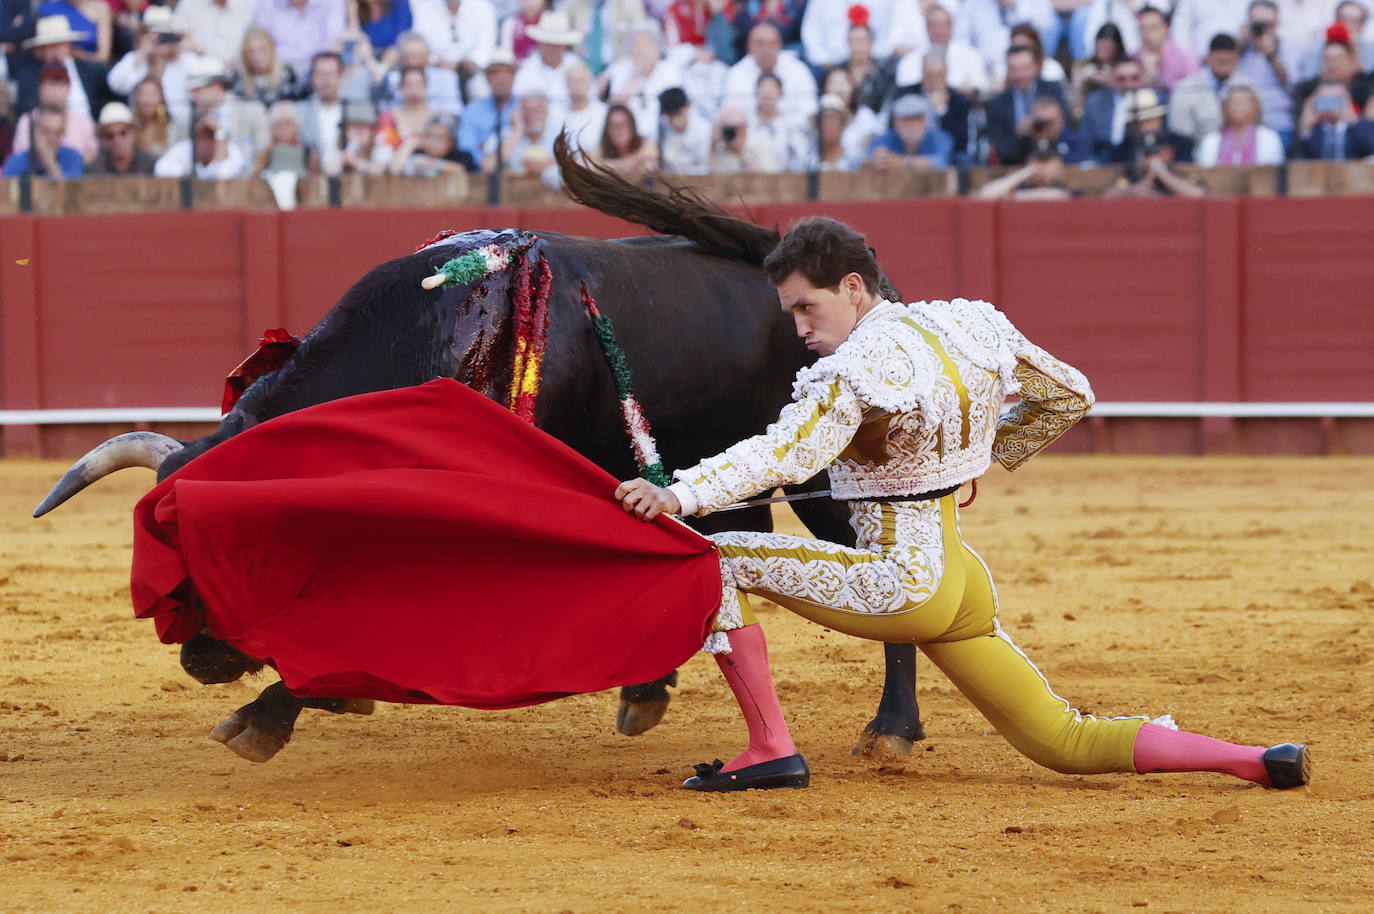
[617,217,1310,793]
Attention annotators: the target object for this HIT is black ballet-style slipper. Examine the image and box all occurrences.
[1262,743,1311,789]
[681,754,810,792]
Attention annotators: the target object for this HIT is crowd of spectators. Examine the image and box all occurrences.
[2,0,1374,193]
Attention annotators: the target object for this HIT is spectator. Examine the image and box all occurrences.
[1297,79,1374,158]
[0,0,38,54]
[457,47,516,163]
[87,100,157,173]
[844,21,898,116]
[1134,2,1199,93]
[356,0,414,67]
[1235,1,1295,148]
[0,84,15,164]
[1082,55,1146,161]
[562,59,608,153]
[174,56,270,159]
[723,21,817,118]
[378,32,463,116]
[1273,0,1330,66]
[39,0,114,64]
[486,91,555,176]
[596,101,659,173]
[1010,91,1090,164]
[1294,24,1374,114]
[501,0,548,63]
[736,0,806,62]
[233,27,304,107]
[1170,0,1248,58]
[15,15,114,119]
[378,65,435,153]
[582,0,649,74]
[297,51,346,170]
[253,0,347,77]
[413,0,497,90]
[1299,2,1374,81]
[107,0,147,62]
[801,0,924,70]
[107,6,200,122]
[977,136,1074,199]
[173,0,257,65]
[905,51,973,163]
[1071,22,1126,112]
[955,0,1058,78]
[336,99,394,173]
[677,43,731,121]
[896,2,990,99]
[255,99,311,174]
[132,76,173,155]
[750,71,806,169]
[1002,21,1069,86]
[3,104,85,176]
[1195,83,1285,164]
[153,109,249,176]
[710,102,782,171]
[986,43,1071,164]
[819,66,884,163]
[663,0,736,64]
[657,84,711,173]
[866,91,954,169]
[11,62,99,162]
[604,21,680,138]
[394,112,474,173]
[1108,129,1204,195]
[512,10,584,117]
[807,91,859,170]
[1070,0,1140,60]
[1168,33,1257,145]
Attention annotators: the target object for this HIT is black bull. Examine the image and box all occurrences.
[36,230,926,763]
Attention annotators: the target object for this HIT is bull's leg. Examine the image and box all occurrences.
[616,671,678,736]
[209,681,375,763]
[851,642,926,756]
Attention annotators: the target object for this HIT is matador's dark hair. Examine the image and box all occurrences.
[763,217,881,294]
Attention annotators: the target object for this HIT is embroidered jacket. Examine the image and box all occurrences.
[668,298,1094,515]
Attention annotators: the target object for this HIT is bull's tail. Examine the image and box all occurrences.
[553,133,902,301]
[554,132,780,264]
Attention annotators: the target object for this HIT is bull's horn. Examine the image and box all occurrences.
[32,431,184,518]
[421,273,447,290]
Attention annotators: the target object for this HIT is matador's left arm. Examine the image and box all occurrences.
[992,329,1095,472]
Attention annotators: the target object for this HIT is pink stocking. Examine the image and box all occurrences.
[1132,723,1270,785]
[715,624,796,771]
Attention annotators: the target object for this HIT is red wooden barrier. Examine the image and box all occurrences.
[2,198,1371,457]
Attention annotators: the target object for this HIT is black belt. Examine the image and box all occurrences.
[844,484,962,504]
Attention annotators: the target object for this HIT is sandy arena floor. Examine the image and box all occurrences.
[1,456,1371,913]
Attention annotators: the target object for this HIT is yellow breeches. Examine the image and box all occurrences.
[710,495,1144,775]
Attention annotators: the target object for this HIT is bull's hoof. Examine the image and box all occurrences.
[616,698,671,736]
[208,710,248,745]
[224,726,290,763]
[850,729,920,758]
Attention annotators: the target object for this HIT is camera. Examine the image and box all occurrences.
[1031,116,1050,134]
[1314,93,1345,114]
[721,125,739,143]
[1250,21,1267,38]
[342,39,358,66]
[156,31,180,44]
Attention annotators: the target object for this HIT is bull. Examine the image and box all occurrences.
[34,144,926,763]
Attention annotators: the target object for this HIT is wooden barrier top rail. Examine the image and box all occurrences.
[4,161,1374,216]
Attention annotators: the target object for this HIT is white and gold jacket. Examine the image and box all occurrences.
[668,298,1094,516]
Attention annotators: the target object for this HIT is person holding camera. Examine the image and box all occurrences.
[1234,0,1294,149]
[976,136,1074,199]
[710,103,783,172]
[106,6,200,123]
[1297,80,1374,159]
[1107,129,1203,196]
[1006,92,1089,164]
[1293,25,1374,118]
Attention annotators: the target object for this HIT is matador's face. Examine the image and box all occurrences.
[776,271,869,358]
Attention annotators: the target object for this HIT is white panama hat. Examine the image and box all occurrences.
[525,11,582,47]
[23,15,91,49]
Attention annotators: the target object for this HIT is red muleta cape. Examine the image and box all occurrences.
[131,379,721,709]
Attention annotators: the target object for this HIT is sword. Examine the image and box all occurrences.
[713,490,834,512]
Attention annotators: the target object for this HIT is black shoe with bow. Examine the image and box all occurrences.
[681,754,810,792]
[1262,743,1311,789]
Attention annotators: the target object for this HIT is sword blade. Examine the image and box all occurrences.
[713,490,834,512]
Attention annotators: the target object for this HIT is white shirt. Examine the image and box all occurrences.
[722,51,819,119]
[605,58,683,138]
[412,0,498,69]
[954,0,1057,73]
[1170,0,1249,57]
[801,0,930,69]
[107,50,202,123]
[749,110,810,171]
[676,52,728,122]
[173,0,258,65]
[895,40,992,95]
[1194,125,1286,166]
[512,51,585,119]
[64,57,90,116]
[660,109,713,174]
[153,138,249,178]
[1274,0,1331,68]
[315,101,343,170]
[560,99,609,153]
[1080,0,1141,55]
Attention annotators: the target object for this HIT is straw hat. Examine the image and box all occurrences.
[525,11,582,47]
[23,15,91,49]
[141,5,181,35]
[486,46,517,69]
[1128,87,1167,120]
[97,102,137,129]
[186,56,232,91]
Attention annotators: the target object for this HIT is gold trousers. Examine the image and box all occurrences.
[710,495,1145,775]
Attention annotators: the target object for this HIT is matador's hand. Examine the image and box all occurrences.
[615,478,681,521]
